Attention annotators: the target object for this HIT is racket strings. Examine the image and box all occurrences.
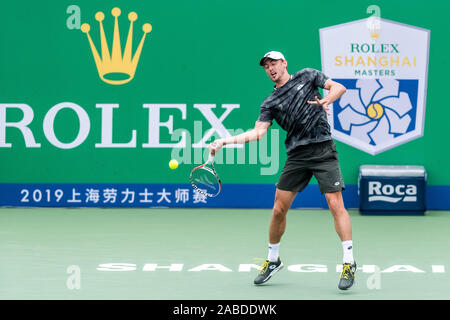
[190,166,221,197]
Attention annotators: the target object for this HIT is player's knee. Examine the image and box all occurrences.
[273,202,289,218]
[326,195,346,216]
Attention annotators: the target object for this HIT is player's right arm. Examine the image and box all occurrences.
[208,121,271,156]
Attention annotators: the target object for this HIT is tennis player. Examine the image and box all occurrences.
[208,51,356,290]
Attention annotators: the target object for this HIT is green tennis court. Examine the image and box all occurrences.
[1,208,449,300]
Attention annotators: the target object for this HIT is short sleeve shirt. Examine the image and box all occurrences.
[258,68,331,152]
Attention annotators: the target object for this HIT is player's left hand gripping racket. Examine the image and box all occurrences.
[190,154,222,197]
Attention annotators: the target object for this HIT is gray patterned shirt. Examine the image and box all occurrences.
[257,68,331,152]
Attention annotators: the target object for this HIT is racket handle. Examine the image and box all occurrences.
[207,153,214,164]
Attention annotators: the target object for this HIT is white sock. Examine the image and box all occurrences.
[267,243,280,262]
[342,240,354,264]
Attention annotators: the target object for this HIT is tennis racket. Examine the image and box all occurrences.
[190,154,222,197]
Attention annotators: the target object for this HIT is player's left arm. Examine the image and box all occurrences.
[307,79,346,115]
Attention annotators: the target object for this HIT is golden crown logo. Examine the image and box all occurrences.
[81,8,152,85]
[367,17,380,39]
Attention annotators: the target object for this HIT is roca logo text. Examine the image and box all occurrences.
[368,181,417,203]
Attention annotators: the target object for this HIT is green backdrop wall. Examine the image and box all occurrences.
[0,0,448,208]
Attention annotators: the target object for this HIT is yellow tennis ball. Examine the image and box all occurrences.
[367,103,384,119]
[169,159,178,170]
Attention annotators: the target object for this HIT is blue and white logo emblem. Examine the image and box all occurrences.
[320,18,430,155]
[334,78,416,148]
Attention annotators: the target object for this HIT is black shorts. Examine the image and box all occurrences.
[276,140,345,194]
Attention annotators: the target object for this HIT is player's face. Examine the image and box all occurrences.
[263,59,287,82]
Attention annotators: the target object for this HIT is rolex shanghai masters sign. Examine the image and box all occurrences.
[320,18,430,155]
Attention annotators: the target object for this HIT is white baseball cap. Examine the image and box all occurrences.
[259,51,286,66]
